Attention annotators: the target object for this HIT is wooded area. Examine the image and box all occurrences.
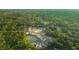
[0,9,79,50]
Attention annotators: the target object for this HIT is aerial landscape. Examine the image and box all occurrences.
[0,9,79,50]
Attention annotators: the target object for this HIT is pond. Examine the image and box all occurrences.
[27,35,42,44]
[27,34,52,48]
[26,27,52,48]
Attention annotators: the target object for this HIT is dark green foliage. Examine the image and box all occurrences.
[0,9,79,50]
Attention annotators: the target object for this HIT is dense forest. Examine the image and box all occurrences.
[0,9,79,50]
